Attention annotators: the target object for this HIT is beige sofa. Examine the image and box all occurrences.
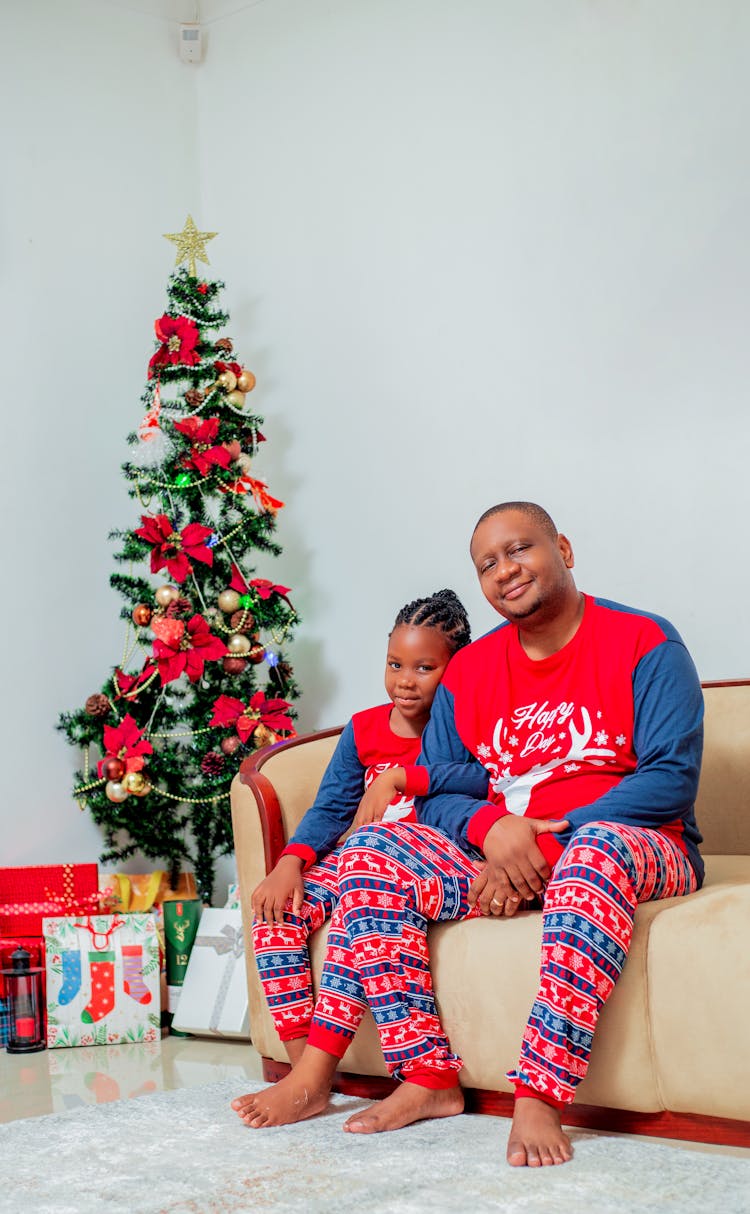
[231,680,750,1146]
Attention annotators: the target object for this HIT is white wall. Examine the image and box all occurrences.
[3,0,748,879]
[2,1,197,865]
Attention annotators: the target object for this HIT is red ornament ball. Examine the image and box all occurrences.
[132,604,152,627]
[248,642,266,664]
[222,656,247,675]
[220,735,242,756]
[102,757,126,782]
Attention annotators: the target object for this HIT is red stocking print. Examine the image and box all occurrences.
[81,951,116,1024]
[122,944,152,1005]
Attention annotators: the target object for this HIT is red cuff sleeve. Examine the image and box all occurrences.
[536,832,565,868]
[279,843,317,871]
[402,765,430,797]
[466,803,510,850]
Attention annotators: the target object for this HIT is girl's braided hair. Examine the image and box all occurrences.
[392,588,471,656]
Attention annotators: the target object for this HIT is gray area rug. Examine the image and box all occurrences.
[1,1079,748,1214]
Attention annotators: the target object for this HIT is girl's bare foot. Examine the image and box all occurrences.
[285,1037,308,1067]
[343,1081,464,1134]
[506,1096,573,1166]
[231,1047,337,1128]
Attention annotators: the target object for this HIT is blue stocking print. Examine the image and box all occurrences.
[57,949,82,1006]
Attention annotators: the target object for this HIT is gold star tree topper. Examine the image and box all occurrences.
[163,215,218,277]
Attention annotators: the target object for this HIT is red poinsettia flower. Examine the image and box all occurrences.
[210,691,295,743]
[114,662,157,701]
[214,360,243,378]
[148,314,201,379]
[173,416,232,477]
[134,514,214,584]
[98,714,153,776]
[229,565,291,600]
[197,283,209,295]
[152,615,226,686]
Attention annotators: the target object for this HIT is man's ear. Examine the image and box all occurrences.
[557,533,575,569]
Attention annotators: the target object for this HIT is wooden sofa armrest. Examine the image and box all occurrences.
[238,727,344,873]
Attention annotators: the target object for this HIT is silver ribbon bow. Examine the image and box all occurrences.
[194,924,245,1033]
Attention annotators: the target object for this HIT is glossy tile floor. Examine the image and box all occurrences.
[1,1038,748,1162]
[0,1034,263,1124]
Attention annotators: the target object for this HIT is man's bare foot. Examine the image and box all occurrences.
[231,1047,338,1128]
[506,1096,573,1167]
[343,1082,464,1134]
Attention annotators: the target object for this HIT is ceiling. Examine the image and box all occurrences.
[98,0,269,26]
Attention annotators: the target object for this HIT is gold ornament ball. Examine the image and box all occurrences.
[123,771,147,794]
[105,780,129,803]
[218,369,238,391]
[236,453,253,474]
[220,735,242,756]
[227,633,251,655]
[223,656,247,675]
[132,778,152,798]
[226,389,247,409]
[132,604,152,627]
[254,724,277,749]
[218,588,241,613]
[237,369,256,393]
[155,585,179,607]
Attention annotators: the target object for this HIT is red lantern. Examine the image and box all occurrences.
[2,948,45,1053]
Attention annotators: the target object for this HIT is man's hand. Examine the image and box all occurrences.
[251,855,305,924]
[469,815,569,917]
[353,768,406,827]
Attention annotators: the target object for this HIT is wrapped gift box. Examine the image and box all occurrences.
[43,913,160,1048]
[170,908,250,1040]
[0,863,99,937]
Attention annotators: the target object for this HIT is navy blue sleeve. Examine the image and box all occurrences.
[287,721,364,859]
[415,683,492,844]
[557,641,704,870]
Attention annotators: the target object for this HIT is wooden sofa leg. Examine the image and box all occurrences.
[260,1058,750,1147]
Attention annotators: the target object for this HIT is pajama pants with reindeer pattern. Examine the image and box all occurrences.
[252,820,697,1099]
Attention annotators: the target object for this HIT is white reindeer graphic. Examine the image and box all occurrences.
[489,707,615,817]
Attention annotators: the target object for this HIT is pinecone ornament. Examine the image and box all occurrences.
[184,388,204,408]
[85,693,111,718]
[215,337,233,353]
[201,751,226,776]
[229,609,256,634]
[165,596,192,619]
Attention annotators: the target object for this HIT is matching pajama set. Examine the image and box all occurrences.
[271,596,705,1103]
[251,703,420,1044]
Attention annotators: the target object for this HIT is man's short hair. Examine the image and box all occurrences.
[473,501,558,540]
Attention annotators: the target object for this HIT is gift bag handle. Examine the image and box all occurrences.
[73,916,126,951]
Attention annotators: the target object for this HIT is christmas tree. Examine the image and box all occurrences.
[58,218,299,902]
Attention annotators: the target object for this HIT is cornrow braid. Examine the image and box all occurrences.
[393,588,471,656]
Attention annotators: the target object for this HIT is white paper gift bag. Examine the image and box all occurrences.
[43,913,160,1048]
[170,908,250,1039]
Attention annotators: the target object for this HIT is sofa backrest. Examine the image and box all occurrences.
[696,682,750,856]
[250,680,750,858]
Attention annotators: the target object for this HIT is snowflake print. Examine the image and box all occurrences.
[477,743,492,759]
[597,711,602,719]
[508,735,519,747]
[499,750,513,764]
[595,730,609,745]
[564,762,581,773]
[615,734,627,746]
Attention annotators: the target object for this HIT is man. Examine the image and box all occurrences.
[233,501,703,1165]
[333,500,703,1165]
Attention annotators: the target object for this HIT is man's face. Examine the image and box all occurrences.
[469,509,575,623]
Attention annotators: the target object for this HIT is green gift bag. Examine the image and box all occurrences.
[162,899,202,1035]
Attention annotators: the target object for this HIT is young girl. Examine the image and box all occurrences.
[245,589,471,1073]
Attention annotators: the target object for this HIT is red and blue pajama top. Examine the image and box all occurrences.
[405,595,705,884]
[281,703,421,870]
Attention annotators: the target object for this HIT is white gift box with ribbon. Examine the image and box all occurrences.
[170,908,251,1040]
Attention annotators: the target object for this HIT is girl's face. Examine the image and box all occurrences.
[385,624,453,730]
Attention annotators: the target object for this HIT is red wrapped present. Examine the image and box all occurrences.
[0,864,99,938]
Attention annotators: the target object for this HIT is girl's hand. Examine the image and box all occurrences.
[251,855,305,925]
[353,768,406,827]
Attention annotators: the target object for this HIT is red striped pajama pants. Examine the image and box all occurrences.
[305,820,697,1098]
[251,849,342,1042]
